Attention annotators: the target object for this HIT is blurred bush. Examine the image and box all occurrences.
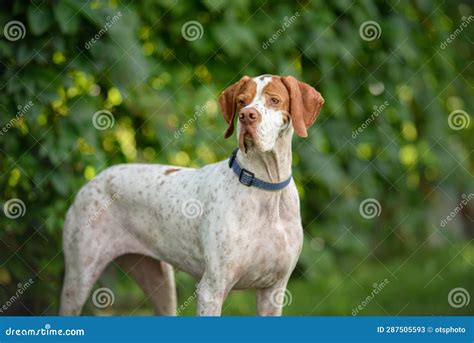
[0,0,472,315]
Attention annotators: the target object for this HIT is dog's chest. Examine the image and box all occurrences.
[216,189,302,288]
[232,220,302,288]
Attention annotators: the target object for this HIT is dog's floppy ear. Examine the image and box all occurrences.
[281,76,324,137]
[219,75,250,138]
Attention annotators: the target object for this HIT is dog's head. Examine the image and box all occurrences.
[219,74,324,153]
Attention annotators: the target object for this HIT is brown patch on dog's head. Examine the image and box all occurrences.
[164,168,181,175]
[280,76,324,137]
[219,75,256,138]
[262,76,291,124]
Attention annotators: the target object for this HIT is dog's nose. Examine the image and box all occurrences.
[239,108,260,125]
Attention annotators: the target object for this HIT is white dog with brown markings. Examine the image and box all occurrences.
[60,74,324,316]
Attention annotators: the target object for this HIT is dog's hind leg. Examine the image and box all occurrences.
[59,255,111,316]
[59,208,119,315]
[115,254,177,316]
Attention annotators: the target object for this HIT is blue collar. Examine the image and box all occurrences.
[228,148,292,191]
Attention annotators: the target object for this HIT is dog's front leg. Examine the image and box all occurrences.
[256,279,290,316]
[196,273,228,316]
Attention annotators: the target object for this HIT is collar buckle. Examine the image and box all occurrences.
[239,168,254,187]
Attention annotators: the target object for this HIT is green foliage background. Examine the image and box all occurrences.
[0,0,472,315]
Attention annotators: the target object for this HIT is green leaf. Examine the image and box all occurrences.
[27,5,54,35]
[53,0,80,34]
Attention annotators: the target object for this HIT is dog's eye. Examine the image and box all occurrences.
[238,99,245,106]
[270,97,280,105]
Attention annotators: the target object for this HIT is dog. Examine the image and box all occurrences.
[59,74,324,316]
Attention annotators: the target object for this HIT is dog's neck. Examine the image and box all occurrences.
[235,129,293,184]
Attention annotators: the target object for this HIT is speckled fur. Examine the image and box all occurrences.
[59,75,322,316]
